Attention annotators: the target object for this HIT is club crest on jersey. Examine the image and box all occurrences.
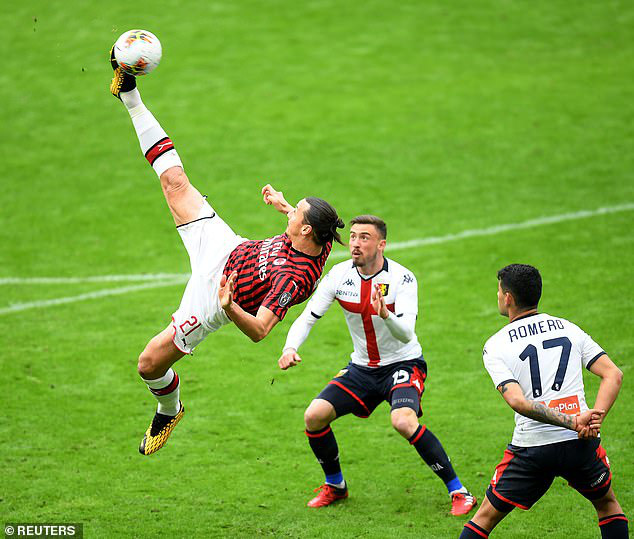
[273,257,287,266]
[377,283,389,296]
[278,292,292,307]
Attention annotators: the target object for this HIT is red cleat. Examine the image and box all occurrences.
[451,492,477,516]
[307,484,349,508]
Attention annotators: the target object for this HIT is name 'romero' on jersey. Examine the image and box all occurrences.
[304,258,422,367]
[223,234,331,320]
[483,312,606,447]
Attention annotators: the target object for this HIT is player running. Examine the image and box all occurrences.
[278,215,477,515]
[460,264,627,539]
[109,50,344,456]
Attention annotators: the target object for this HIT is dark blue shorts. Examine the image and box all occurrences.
[486,438,612,512]
[316,357,427,418]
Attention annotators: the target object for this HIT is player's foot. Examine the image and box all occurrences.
[139,402,184,455]
[109,46,136,99]
[307,484,348,508]
[450,491,477,516]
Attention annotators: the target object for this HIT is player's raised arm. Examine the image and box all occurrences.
[372,284,416,343]
[262,184,294,214]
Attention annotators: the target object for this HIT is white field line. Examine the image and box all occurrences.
[0,273,188,285]
[0,279,186,316]
[1,202,632,316]
[330,202,634,259]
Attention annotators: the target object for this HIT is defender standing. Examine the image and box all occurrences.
[279,215,476,515]
[460,264,627,539]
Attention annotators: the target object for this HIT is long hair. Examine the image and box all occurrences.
[304,197,345,246]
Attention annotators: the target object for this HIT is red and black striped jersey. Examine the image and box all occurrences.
[223,234,332,320]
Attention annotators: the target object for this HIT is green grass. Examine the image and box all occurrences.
[1,1,632,537]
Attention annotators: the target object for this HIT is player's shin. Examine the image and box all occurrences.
[305,426,345,488]
[599,514,629,539]
[142,368,181,416]
[408,425,463,492]
[459,521,490,538]
[119,88,183,177]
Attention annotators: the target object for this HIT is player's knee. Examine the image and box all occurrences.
[304,405,329,431]
[137,346,162,379]
[160,166,189,194]
[390,408,418,437]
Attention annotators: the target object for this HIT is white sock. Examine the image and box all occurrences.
[450,486,469,496]
[120,88,183,177]
[142,368,181,416]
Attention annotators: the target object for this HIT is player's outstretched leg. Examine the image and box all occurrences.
[304,399,348,508]
[109,45,204,226]
[391,408,477,516]
[137,325,186,455]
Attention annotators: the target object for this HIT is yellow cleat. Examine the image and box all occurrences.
[109,46,136,99]
[139,402,184,455]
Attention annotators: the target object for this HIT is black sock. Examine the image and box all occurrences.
[306,426,343,485]
[459,521,489,538]
[599,514,629,539]
[409,425,459,487]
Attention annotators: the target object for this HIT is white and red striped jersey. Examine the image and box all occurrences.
[284,257,422,367]
[483,312,605,447]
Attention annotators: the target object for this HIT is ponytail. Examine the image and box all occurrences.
[304,197,345,246]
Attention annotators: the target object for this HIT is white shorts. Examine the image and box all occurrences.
[171,200,246,354]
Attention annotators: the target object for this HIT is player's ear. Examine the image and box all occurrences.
[302,223,313,237]
[378,238,387,251]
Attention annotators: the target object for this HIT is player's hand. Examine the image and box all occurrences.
[279,348,302,370]
[219,271,238,309]
[574,408,605,438]
[371,284,389,319]
[261,184,293,214]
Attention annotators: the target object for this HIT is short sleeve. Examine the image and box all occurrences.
[261,273,304,321]
[483,338,516,388]
[395,270,418,316]
[579,329,605,369]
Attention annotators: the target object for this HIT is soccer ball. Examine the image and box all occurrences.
[113,29,162,76]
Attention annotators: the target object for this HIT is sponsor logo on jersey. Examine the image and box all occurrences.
[377,283,389,296]
[336,289,359,297]
[402,274,414,284]
[258,237,284,280]
[542,395,580,415]
[343,278,354,286]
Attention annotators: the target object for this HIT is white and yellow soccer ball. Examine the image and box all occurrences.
[113,29,162,76]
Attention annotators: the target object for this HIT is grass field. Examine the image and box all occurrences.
[2,1,633,537]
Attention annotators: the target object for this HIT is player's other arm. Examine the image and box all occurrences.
[371,283,415,343]
[497,381,605,435]
[278,307,321,370]
[262,184,294,214]
[219,272,280,342]
[278,270,337,369]
[588,353,623,421]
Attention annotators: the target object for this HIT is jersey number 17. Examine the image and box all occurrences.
[519,337,572,398]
